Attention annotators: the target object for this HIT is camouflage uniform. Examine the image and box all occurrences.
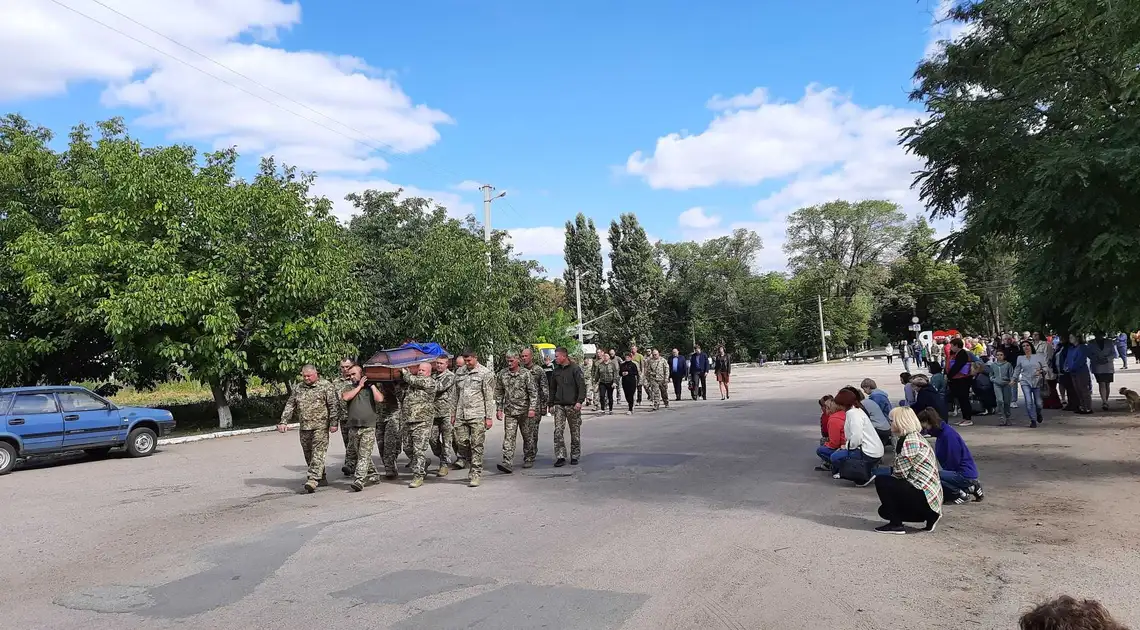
[373,385,401,477]
[280,379,339,483]
[452,363,496,478]
[333,377,356,470]
[402,371,436,479]
[496,367,537,469]
[593,358,619,412]
[522,359,549,465]
[583,359,595,407]
[432,368,456,466]
[645,356,669,410]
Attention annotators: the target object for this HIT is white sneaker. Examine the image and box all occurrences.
[1011,402,1019,408]
[625,411,632,415]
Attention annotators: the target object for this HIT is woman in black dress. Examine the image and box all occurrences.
[620,352,639,415]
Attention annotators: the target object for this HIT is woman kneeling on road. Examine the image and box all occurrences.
[828,389,885,482]
[873,407,943,534]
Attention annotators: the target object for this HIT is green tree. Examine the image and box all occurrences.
[903,0,1140,332]
[562,213,608,326]
[11,119,365,427]
[784,200,907,351]
[0,115,118,386]
[607,213,662,347]
[881,218,977,339]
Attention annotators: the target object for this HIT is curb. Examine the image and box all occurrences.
[159,423,299,446]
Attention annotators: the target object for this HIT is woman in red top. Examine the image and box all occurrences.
[815,397,847,471]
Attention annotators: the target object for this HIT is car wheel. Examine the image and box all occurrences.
[0,442,17,475]
[84,446,113,458]
[126,427,157,457]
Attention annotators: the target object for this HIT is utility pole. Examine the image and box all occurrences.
[817,294,829,363]
[480,184,506,371]
[574,268,584,346]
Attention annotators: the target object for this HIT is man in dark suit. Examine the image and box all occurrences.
[669,348,688,401]
[689,344,710,400]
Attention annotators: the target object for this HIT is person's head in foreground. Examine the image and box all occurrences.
[889,406,923,437]
[899,372,912,385]
[1020,595,1130,630]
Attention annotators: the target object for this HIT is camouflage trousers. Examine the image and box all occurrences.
[341,424,355,462]
[299,429,329,482]
[500,413,530,466]
[659,381,670,406]
[405,421,431,478]
[552,405,582,460]
[646,379,661,409]
[430,416,455,465]
[375,413,401,473]
[521,414,541,464]
[454,418,487,476]
[352,426,377,484]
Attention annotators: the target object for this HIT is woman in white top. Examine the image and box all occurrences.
[1012,340,1048,427]
[828,389,886,484]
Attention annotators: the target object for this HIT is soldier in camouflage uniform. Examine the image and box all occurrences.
[495,350,537,474]
[339,364,382,491]
[582,357,595,409]
[375,381,402,479]
[652,349,671,407]
[277,364,340,493]
[431,357,456,477]
[645,349,669,411]
[334,358,357,476]
[401,363,437,488]
[520,347,549,468]
[593,351,618,414]
[452,349,496,487]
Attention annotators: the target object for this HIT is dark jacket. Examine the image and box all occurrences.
[669,355,688,378]
[689,351,710,373]
[929,422,979,479]
[914,386,948,421]
[549,362,586,406]
[713,353,731,374]
[620,360,639,387]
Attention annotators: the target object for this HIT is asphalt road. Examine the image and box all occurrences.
[6,362,1140,629]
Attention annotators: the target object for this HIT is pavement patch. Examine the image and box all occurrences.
[391,583,647,630]
[54,586,154,613]
[331,569,493,605]
[579,452,694,472]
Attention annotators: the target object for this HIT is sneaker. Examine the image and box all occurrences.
[522,461,534,469]
[468,476,481,488]
[814,465,831,472]
[955,420,974,427]
[454,459,467,470]
[950,409,959,417]
[437,465,450,478]
[303,480,317,493]
[951,494,971,505]
[857,475,876,488]
[972,483,985,502]
[1030,419,1038,428]
[832,473,840,480]
[350,479,364,492]
[496,463,513,474]
[570,457,579,465]
[554,458,566,468]
[625,411,632,415]
[924,514,941,532]
[875,524,906,535]
[408,477,423,489]
[1011,402,1018,408]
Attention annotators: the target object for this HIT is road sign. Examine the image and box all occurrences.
[911,316,921,324]
[908,324,922,332]
[823,330,832,337]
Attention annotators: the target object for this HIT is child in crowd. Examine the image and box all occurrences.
[899,372,915,407]
[817,395,833,444]
[814,397,846,472]
[990,349,1015,425]
[917,407,984,504]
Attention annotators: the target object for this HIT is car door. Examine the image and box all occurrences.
[57,390,125,448]
[5,393,65,453]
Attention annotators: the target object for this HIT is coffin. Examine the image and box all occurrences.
[363,346,446,381]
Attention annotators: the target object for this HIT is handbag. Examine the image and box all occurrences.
[838,448,875,486]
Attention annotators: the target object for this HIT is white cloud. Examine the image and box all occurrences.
[925,0,975,58]
[706,87,768,111]
[310,176,476,223]
[506,226,564,258]
[625,84,920,192]
[452,180,484,192]
[1,0,452,176]
[678,207,721,230]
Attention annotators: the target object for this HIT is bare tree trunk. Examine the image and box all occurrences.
[237,376,249,401]
[210,378,233,430]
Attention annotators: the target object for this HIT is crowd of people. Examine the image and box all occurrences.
[275,342,738,493]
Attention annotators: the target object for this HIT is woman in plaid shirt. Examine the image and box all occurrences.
[873,407,944,534]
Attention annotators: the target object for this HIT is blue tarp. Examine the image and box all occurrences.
[400,342,448,358]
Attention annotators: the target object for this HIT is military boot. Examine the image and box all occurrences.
[409,476,424,489]
[437,465,450,478]
[468,475,481,488]
[350,479,364,492]
[303,480,318,493]
[454,459,467,470]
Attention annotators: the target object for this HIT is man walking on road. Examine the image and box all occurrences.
[645,349,669,410]
[452,350,496,487]
[340,364,382,492]
[669,348,688,401]
[277,364,340,493]
[401,362,437,488]
[549,347,586,467]
[520,347,549,467]
[495,350,537,474]
[631,344,646,406]
[333,358,356,475]
[690,344,710,400]
[430,357,455,477]
[593,351,618,415]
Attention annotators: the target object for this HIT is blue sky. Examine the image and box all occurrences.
[1,0,957,276]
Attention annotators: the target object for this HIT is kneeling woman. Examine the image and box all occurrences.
[873,407,943,534]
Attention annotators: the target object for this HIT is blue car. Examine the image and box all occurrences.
[0,386,176,475]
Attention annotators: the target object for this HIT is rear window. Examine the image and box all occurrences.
[10,394,60,415]
[0,394,11,415]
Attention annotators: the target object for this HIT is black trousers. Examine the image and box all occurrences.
[622,379,637,412]
[875,474,937,525]
[671,375,684,400]
[597,383,614,412]
[948,377,974,420]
